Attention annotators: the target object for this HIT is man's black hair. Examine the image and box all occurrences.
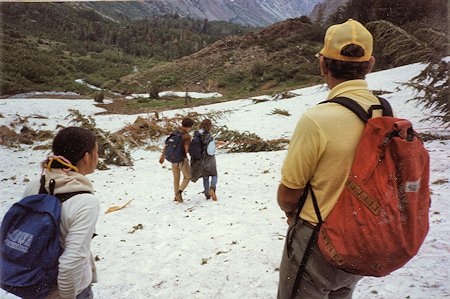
[182,117,194,128]
[324,44,371,80]
[52,127,97,167]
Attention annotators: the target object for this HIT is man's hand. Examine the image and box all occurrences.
[278,183,303,225]
[285,210,297,225]
[159,155,165,164]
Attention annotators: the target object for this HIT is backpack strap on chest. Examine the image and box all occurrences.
[321,96,393,123]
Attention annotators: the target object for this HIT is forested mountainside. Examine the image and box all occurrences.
[0,2,255,95]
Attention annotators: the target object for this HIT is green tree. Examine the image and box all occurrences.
[367,21,449,125]
[405,60,449,125]
[94,90,104,103]
[149,82,160,99]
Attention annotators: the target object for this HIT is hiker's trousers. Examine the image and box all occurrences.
[172,158,191,194]
[46,285,93,299]
[277,220,362,299]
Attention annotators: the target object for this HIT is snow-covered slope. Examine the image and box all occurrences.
[1,62,449,298]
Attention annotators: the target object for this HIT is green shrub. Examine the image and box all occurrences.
[94,91,104,103]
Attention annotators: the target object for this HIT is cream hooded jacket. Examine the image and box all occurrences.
[23,169,100,299]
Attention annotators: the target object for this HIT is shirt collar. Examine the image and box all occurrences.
[327,80,369,100]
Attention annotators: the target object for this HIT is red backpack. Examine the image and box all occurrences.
[290,97,430,297]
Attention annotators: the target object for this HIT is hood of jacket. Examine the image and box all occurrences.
[43,169,95,194]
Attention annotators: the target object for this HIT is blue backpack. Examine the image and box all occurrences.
[188,131,203,160]
[189,131,213,160]
[165,131,186,163]
[1,177,89,299]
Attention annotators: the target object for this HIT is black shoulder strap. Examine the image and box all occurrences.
[56,191,92,203]
[39,175,47,194]
[321,96,393,123]
[290,184,323,298]
[39,175,56,195]
[378,97,393,117]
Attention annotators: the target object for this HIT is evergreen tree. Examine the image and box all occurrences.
[405,60,449,125]
[367,21,449,125]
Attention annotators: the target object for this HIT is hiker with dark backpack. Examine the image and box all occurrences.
[159,117,194,203]
[1,127,100,299]
[189,119,223,201]
[277,19,430,298]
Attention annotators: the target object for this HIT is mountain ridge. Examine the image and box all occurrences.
[80,0,324,27]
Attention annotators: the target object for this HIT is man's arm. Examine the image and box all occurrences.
[183,133,191,159]
[184,143,189,158]
[277,183,304,224]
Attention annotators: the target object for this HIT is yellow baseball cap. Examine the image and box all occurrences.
[319,19,373,62]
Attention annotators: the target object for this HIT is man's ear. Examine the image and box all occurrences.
[367,56,376,73]
[319,56,327,76]
[81,151,90,163]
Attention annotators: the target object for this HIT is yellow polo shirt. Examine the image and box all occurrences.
[281,80,384,225]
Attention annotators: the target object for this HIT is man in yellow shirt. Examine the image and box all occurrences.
[277,19,382,298]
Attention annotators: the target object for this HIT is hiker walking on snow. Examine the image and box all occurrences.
[277,19,381,298]
[10,127,100,299]
[189,119,224,201]
[159,117,194,203]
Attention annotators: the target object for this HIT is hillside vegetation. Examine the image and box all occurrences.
[0,2,255,96]
[1,0,447,112]
[112,17,325,97]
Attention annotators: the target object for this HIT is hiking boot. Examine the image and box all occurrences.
[174,190,183,203]
[204,191,211,200]
[209,187,217,201]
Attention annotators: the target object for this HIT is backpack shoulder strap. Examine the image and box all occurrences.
[178,130,190,141]
[321,97,370,123]
[320,96,393,123]
[39,175,56,195]
[290,183,323,298]
[56,191,93,203]
[39,175,47,194]
[169,130,183,137]
[378,97,393,117]
[201,131,211,142]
